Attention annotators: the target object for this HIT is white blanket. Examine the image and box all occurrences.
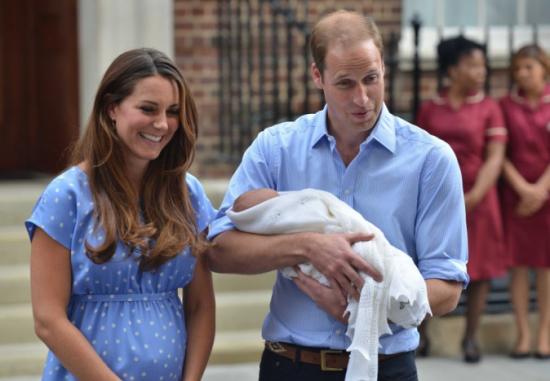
[227,189,431,381]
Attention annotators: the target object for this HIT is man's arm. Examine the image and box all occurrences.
[208,229,380,298]
[416,144,469,312]
[426,279,462,316]
[207,130,381,297]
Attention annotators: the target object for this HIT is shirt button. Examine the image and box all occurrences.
[344,189,351,195]
[335,329,342,335]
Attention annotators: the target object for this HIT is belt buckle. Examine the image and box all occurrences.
[266,341,286,353]
[320,350,344,371]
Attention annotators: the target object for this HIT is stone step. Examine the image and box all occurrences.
[426,313,538,356]
[0,177,227,265]
[0,313,539,379]
[1,292,534,352]
[216,290,270,331]
[0,264,29,305]
[0,178,227,226]
[0,329,261,378]
[0,226,30,266]
[0,342,46,378]
[213,272,275,293]
[0,304,36,344]
[0,181,45,228]
[210,330,264,365]
[0,289,270,344]
[0,265,274,306]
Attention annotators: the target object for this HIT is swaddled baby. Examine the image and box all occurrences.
[228,188,432,381]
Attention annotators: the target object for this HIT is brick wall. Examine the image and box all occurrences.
[174,0,403,178]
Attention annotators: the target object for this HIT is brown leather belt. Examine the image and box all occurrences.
[265,341,404,372]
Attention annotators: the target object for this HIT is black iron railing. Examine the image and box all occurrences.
[217,0,400,163]
[217,0,316,163]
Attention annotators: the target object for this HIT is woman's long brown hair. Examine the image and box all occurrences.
[71,48,206,271]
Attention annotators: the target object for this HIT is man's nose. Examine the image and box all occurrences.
[353,84,369,106]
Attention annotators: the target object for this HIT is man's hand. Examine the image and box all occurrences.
[302,232,381,299]
[293,268,350,323]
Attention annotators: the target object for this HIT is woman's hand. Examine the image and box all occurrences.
[516,182,548,217]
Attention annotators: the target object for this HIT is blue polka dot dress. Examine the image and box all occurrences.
[25,166,216,381]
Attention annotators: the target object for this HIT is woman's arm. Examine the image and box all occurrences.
[464,141,505,211]
[503,160,549,216]
[182,254,215,381]
[536,165,550,192]
[30,228,120,381]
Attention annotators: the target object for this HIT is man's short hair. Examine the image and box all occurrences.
[309,10,384,75]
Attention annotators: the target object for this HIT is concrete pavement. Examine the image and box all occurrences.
[2,355,548,380]
[200,356,549,381]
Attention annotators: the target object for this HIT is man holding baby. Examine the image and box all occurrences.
[207,9,468,381]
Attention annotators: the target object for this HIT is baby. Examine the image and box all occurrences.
[232,188,279,212]
[227,188,431,381]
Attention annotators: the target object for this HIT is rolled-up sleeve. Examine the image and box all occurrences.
[415,143,469,286]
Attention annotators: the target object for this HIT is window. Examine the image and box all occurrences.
[399,0,550,68]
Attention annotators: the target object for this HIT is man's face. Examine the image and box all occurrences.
[312,39,385,138]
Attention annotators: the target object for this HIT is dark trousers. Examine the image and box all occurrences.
[258,348,418,381]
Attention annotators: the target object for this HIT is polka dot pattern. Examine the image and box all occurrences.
[25,167,216,380]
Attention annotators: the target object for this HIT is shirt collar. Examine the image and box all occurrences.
[310,105,329,148]
[364,104,396,153]
[510,83,550,105]
[433,88,485,105]
[310,104,396,154]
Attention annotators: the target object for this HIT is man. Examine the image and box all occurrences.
[207,10,469,381]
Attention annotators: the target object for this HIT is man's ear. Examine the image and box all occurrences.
[311,63,323,89]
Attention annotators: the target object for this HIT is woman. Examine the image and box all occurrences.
[26,48,216,380]
[500,44,550,360]
[416,36,507,363]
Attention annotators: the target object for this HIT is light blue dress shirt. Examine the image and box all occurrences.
[209,104,469,354]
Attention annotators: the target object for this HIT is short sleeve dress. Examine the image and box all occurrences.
[417,91,508,280]
[499,85,550,267]
[25,166,216,381]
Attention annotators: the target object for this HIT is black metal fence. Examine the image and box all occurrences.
[217,0,399,163]
[217,0,313,163]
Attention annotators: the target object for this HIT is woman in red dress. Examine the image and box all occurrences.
[500,44,550,359]
[416,36,507,363]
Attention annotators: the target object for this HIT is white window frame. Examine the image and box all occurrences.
[398,0,550,70]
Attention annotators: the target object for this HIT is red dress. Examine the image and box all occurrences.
[499,84,550,268]
[417,91,507,280]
